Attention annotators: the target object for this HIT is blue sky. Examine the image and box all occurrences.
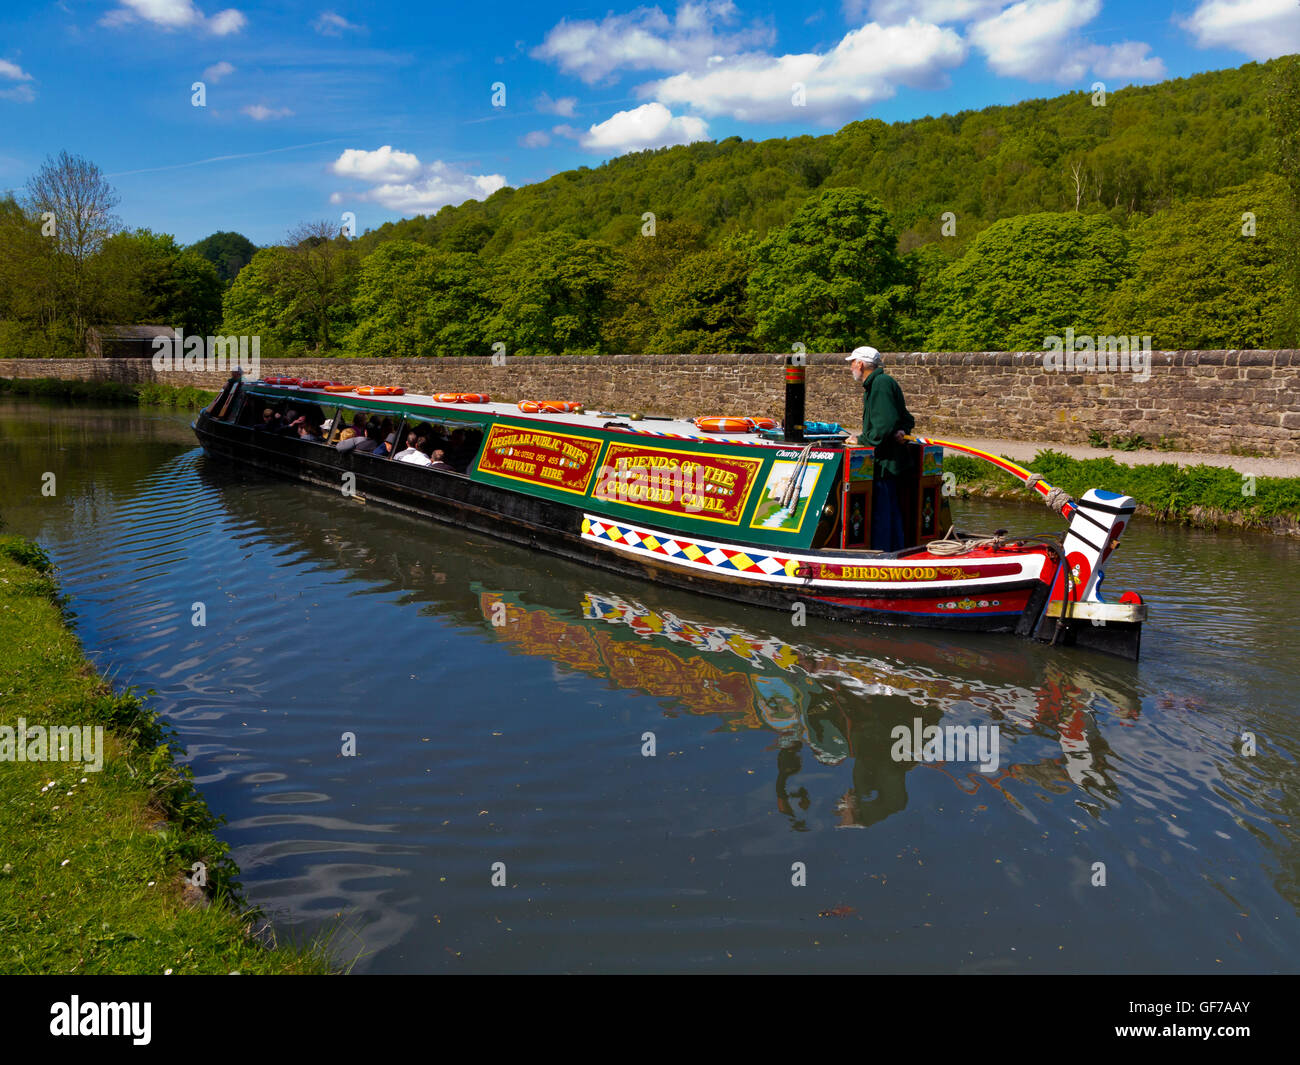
[1,0,1296,245]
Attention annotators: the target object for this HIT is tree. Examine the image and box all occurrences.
[1267,55,1300,346]
[748,187,913,352]
[189,231,258,284]
[97,230,223,335]
[0,195,65,355]
[1106,177,1293,349]
[603,218,706,353]
[350,241,492,357]
[924,212,1130,350]
[647,234,759,354]
[23,152,120,352]
[279,221,360,351]
[221,247,315,355]
[486,234,626,355]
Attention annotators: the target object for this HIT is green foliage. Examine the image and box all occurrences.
[604,219,707,354]
[925,212,1130,350]
[188,231,258,284]
[359,62,1281,260]
[0,535,53,574]
[648,233,759,354]
[99,230,223,335]
[749,187,913,351]
[220,247,312,355]
[350,241,491,357]
[485,233,627,355]
[1106,177,1294,347]
[0,376,214,409]
[1267,56,1300,346]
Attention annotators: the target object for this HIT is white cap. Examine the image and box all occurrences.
[846,346,881,365]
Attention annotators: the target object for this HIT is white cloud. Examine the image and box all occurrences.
[0,85,36,103]
[242,103,293,120]
[100,0,246,35]
[532,1,774,84]
[330,148,507,214]
[968,0,1165,82]
[1178,0,1300,60]
[580,101,709,152]
[521,130,552,148]
[858,0,1005,23]
[329,191,344,205]
[202,60,235,82]
[331,145,422,182]
[647,17,965,123]
[535,92,578,117]
[0,59,33,81]
[313,11,366,36]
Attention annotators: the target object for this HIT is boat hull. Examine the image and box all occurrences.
[194,413,1055,637]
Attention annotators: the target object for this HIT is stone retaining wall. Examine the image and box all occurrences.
[4,350,1298,457]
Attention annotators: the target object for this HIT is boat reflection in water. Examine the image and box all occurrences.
[479,587,1141,830]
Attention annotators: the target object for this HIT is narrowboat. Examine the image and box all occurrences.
[193,360,1148,659]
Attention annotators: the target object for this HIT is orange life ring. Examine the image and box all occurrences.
[750,417,779,431]
[355,385,404,396]
[300,379,341,389]
[694,416,755,433]
[323,384,356,393]
[518,400,582,414]
[436,392,490,404]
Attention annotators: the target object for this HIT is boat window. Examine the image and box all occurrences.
[241,394,284,429]
[331,407,398,456]
[419,419,483,473]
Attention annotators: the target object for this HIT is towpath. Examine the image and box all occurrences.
[958,438,1300,479]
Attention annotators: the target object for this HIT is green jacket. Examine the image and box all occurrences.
[861,368,915,478]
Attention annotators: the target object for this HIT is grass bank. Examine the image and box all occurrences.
[0,376,217,410]
[947,449,1300,535]
[0,535,337,973]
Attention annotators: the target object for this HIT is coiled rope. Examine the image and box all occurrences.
[925,525,1007,556]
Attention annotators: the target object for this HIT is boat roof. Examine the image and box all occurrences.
[250,381,812,450]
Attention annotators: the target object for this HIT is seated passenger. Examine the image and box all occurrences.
[256,407,280,431]
[338,420,384,454]
[297,422,323,443]
[394,431,433,466]
[429,448,456,472]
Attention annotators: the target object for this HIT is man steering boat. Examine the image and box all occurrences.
[844,346,915,552]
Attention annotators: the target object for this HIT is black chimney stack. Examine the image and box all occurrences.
[783,355,806,443]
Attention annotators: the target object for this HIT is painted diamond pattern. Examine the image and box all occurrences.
[582,514,798,582]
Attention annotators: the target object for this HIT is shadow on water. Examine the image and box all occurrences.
[2,398,1298,973]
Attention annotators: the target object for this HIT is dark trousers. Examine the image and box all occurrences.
[872,475,905,552]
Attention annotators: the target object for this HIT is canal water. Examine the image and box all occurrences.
[2,398,1297,973]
